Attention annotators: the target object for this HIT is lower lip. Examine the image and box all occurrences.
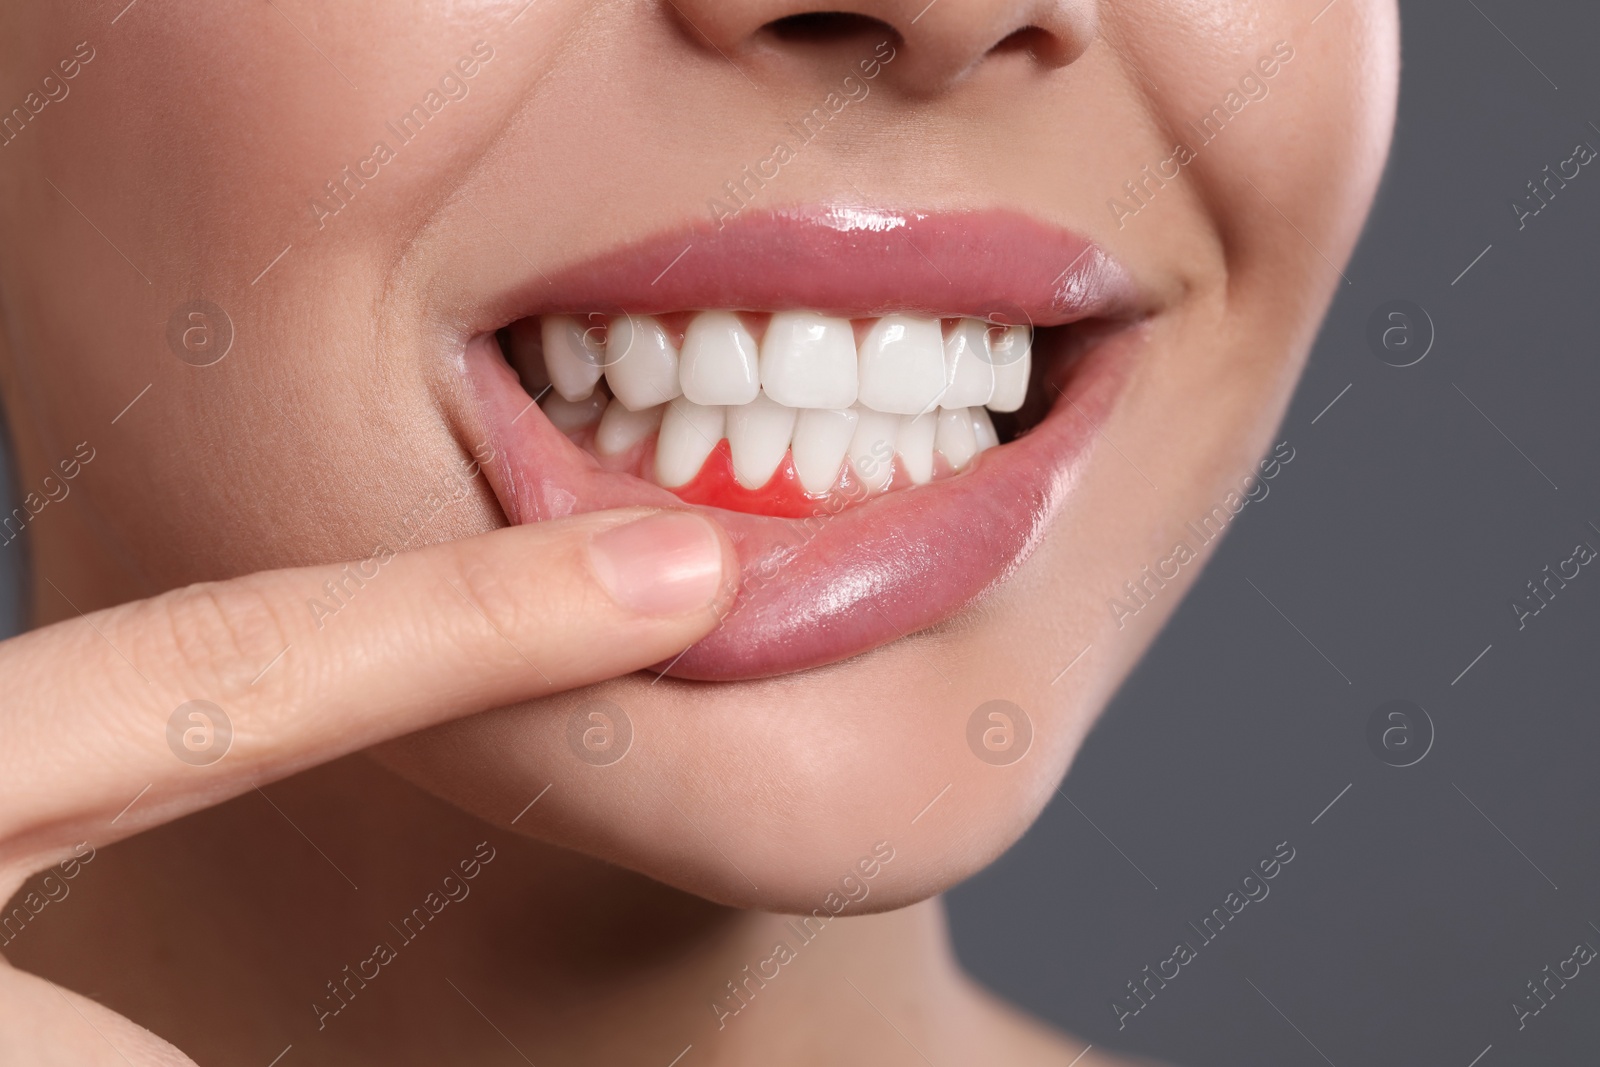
[468,326,1135,681]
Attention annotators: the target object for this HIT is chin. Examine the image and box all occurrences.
[372,645,1095,914]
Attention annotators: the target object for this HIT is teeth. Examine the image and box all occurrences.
[986,325,1031,413]
[896,413,937,485]
[605,315,682,411]
[529,309,1024,496]
[940,318,995,409]
[595,401,663,456]
[935,407,979,471]
[971,406,1000,451]
[681,311,760,407]
[655,398,724,488]
[760,311,858,409]
[792,407,858,494]
[541,314,605,402]
[726,392,797,489]
[542,390,607,433]
[848,407,899,493]
[857,314,947,415]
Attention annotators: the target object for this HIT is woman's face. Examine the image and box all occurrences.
[0,0,1396,910]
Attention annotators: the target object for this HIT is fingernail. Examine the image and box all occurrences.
[587,512,728,616]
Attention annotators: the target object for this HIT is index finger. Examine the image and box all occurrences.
[0,507,734,877]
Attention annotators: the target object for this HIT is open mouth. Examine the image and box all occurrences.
[464,207,1149,680]
[501,309,1030,516]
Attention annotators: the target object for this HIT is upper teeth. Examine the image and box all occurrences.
[602,314,683,410]
[522,310,1030,494]
[760,311,860,410]
[857,314,948,415]
[681,311,760,407]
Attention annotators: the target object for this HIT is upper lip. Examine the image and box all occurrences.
[464,205,1150,680]
[478,204,1143,328]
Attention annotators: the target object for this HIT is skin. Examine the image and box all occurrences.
[0,0,1397,1063]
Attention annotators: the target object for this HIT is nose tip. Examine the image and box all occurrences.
[892,0,1098,92]
[670,0,1098,94]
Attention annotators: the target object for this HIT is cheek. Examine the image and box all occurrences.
[0,3,544,589]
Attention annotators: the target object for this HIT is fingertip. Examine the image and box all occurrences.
[585,510,738,620]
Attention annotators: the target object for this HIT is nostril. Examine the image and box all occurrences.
[763,10,898,47]
[991,26,1055,58]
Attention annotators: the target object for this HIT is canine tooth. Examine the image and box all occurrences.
[970,407,1000,451]
[681,311,760,407]
[935,407,979,471]
[941,318,995,409]
[542,390,607,433]
[858,314,946,415]
[791,407,858,494]
[896,413,936,485]
[986,324,1031,412]
[605,315,682,411]
[595,401,663,456]
[760,311,858,409]
[848,407,899,493]
[726,393,797,489]
[541,314,605,401]
[655,398,724,488]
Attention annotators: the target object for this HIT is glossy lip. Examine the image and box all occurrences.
[465,207,1149,680]
[477,205,1137,327]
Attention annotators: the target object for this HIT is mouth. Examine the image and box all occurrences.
[464,207,1150,681]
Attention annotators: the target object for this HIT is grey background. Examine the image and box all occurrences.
[948,2,1600,1065]
[2,2,1595,1064]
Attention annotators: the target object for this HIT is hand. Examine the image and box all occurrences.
[0,508,735,1065]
